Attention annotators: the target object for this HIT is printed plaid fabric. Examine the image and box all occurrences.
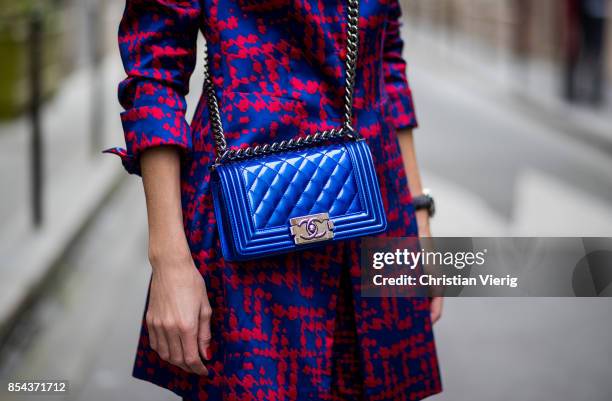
[106,0,440,400]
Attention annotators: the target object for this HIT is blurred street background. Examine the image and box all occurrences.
[0,0,611,400]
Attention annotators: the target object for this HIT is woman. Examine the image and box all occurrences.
[104,0,442,400]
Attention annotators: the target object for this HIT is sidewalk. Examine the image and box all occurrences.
[0,57,126,345]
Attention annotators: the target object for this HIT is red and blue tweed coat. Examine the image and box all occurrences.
[105,0,441,400]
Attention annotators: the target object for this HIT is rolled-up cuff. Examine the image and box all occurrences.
[384,84,418,131]
[104,104,193,176]
[102,146,142,176]
[102,142,192,176]
[121,104,192,153]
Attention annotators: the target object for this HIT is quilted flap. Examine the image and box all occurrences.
[241,145,364,229]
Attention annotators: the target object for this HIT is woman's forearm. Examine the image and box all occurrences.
[397,128,425,198]
[140,146,192,267]
[397,128,431,238]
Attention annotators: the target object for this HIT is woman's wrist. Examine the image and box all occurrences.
[415,209,431,237]
[148,236,192,270]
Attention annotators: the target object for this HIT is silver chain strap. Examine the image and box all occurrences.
[204,0,361,165]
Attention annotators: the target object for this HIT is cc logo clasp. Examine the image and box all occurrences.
[289,213,335,245]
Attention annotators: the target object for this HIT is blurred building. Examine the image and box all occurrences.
[0,0,115,119]
[402,0,611,106]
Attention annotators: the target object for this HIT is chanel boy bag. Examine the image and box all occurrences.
[206,0,387,261]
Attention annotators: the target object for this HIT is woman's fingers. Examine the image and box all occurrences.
[167,325,189,371]
[430,297,444,323]
[150,317,208,375]
[153,320,171,362]
[198,298,213,362]
[180,322,208,376]
[146,312,159,351]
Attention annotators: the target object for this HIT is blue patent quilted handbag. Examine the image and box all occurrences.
[206,0,387,261]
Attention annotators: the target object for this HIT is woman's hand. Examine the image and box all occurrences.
[147,250,212,375]
[140,146,212,375]
[416,209,443,324]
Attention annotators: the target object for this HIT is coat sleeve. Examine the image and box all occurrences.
[103,0,201,176]
[382,0,418,130]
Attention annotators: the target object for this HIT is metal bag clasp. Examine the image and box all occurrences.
[289,213,335,245]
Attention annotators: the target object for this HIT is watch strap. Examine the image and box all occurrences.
[412,194,435,217]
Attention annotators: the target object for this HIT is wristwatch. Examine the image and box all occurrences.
[412,189,435,217]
